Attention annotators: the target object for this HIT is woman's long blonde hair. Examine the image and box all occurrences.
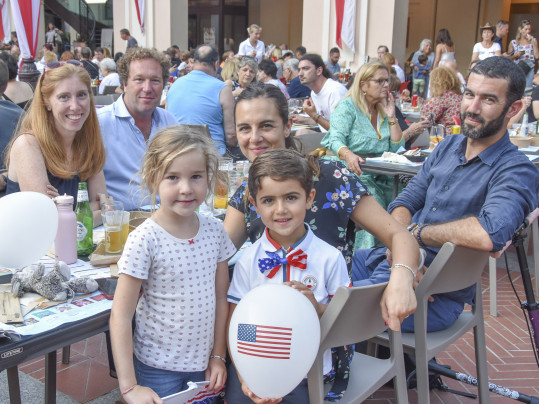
[346,61,389,117]
[5,64,105,181]
[221,58,240,82]
[429,66,462,98]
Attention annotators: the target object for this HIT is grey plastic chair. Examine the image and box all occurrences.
[93,94,115,105]
[307,282,408,403]
[371,242,490,404]
[295,131,325,155]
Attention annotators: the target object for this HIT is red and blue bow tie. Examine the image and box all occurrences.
[258,249,307,279]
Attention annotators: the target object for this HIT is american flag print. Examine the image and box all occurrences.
[237,323,292,359]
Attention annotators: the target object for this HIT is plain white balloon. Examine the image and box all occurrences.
[0,192,58,268]
[229,284,320,399]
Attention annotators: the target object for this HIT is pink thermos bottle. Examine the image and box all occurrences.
[54,194,77,264]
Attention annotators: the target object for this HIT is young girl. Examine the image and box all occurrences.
[110,125,237,403]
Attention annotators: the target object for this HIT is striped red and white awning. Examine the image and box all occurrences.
[10,0,41,59]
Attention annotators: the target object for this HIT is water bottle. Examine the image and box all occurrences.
[521,111,529,136]
[76,182,94,255]
[54,194,77,264]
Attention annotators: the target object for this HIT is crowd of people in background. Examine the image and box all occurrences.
[0,16,538,404]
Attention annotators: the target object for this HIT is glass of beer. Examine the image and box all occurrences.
[101,201,125,254]
[214,159,232,211]
[121,211,130,245]
[102,210,124,253]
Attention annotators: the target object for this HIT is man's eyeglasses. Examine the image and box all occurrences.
[45,59,83,71]
[371,78,389,86]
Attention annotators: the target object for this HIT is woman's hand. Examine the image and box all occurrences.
[206,357,227,393]
[122,385,163,404]
[404,119,431,143]
[380,268,417,332]
[343,150,364,176]
[379,92,396,119]
[241,382,282,404]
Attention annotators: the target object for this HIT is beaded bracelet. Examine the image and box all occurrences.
[121,384,138,396]
[391,263,417,282]
[210,354,227,364]
[416,224,428,248]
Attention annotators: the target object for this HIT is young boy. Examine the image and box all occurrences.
[412,54,430,97]
[226,149,350,404]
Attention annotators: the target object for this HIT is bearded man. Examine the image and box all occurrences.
[351,56,539,332]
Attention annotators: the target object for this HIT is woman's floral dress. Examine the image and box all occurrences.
[229,157,369,270]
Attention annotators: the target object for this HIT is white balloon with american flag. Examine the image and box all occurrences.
[229,284,320,399]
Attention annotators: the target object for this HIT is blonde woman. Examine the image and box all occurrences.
[420,67,463,127]
[237,24,265,63]
[508,19,539,89]
[220,57,239,82]
[321,60,404,249]
[4,63,107,219]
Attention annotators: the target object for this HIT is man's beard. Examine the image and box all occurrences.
[460,105,509,139]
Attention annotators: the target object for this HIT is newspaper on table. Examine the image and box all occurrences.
[162,381,221,404]
[0,256,113,336]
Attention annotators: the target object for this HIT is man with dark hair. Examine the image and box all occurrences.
[283,58,311,98]
[120,28,138,50]
[80,47,100,79]
[494,20,509,52]
[166,44,237,156]
[352,56,539,332]
[92,46,105,64]
[377,45,390,58]
[292,53,347,131]
[0,59,24,191]
[295,45,307,59]
[326,47,341,77]
[97,48,177,210]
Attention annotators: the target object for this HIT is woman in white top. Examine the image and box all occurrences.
[471,23,501,63]
[98,58,120,95]
[507,20,539,89]
[433,28,456,68]
[237,24,265,64]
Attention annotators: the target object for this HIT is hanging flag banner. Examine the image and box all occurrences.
[10,0,40,59]
[134,0,145,33]
[0,0,10,43]
[335,0,356,52]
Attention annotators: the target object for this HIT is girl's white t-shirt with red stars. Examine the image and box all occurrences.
[118,214,236,372]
